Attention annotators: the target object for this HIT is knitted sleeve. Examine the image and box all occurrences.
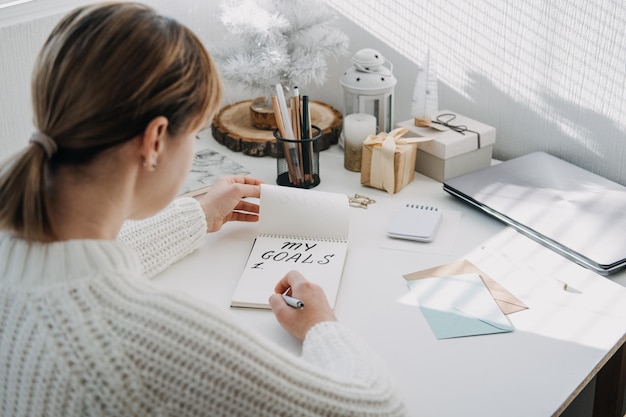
[117,198,207,278]
[302,321,393,385]
[101,280,408,417]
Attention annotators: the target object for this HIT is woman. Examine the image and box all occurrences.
[0,3,405,416]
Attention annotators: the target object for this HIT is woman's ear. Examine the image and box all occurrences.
[140,116,169,170]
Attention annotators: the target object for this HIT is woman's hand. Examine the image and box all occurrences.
[269,270,337,341]
[194,176,264,233]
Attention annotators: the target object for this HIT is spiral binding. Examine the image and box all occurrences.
[259,233,347,243]
[403,203,439,211]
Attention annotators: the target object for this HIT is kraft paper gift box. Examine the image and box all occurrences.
[360,128,432,194]
[396,111,496,182]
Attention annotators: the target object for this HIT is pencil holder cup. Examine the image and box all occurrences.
[274,126,322,189]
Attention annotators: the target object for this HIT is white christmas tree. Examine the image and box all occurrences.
[214,0,349,98]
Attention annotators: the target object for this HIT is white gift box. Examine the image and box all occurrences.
[396,111,496,182]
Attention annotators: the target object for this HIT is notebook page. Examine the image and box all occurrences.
[258,184,349,240]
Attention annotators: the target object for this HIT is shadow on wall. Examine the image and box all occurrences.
[326,1,626,186]
[326,11,626,186]
[441,71,626,185]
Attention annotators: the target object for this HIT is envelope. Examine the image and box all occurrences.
[407,273,514,339]
[403,259,528,315]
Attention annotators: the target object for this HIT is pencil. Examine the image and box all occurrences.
[271,95,296,184]
[292,86,302,140]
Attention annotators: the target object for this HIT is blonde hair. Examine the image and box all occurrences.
[0,2,222,240]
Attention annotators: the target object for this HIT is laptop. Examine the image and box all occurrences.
[443,151,626,275]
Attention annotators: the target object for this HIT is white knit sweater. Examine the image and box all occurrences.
[0,198,405,417]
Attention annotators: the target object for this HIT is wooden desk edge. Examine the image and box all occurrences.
[553,333,626,417]
[593,335,626,417]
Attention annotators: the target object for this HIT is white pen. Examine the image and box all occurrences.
[282,293,305,309]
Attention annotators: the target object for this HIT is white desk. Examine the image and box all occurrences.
[153,134,626,417]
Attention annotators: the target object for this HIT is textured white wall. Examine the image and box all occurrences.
[328,0,626,185]
[0,0,227,161]
[0,14,52,161]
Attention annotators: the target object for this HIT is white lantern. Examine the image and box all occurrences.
[340,48,397,134]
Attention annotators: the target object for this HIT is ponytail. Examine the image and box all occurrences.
[0,142,51,240]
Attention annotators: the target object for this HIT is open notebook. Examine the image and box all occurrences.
[444,151,626,275]
[231,184,349,309]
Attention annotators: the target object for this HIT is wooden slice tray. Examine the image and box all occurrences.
[211,99,342,157]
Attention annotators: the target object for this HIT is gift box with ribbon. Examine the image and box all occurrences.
[360,128,432,194]
[396,111,496,182]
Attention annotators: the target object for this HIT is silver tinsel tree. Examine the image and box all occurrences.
[214,0,349,98]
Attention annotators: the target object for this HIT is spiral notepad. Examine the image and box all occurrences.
[387,203,442,242]
[231,184,349,309]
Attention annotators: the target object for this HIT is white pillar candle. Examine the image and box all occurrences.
[343,113,376,172]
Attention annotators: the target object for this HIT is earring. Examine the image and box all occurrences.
[142,159,157,170]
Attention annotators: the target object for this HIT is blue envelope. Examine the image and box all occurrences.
[407,273,514,339]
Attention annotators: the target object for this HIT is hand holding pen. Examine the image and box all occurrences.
[268,270,336,341]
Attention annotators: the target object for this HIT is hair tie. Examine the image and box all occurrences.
[29,131,58,159]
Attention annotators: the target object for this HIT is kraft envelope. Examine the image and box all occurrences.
[403,259,528,315]
[407,273,514,339]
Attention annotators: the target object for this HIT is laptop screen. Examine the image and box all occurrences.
[443,152,626,275]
